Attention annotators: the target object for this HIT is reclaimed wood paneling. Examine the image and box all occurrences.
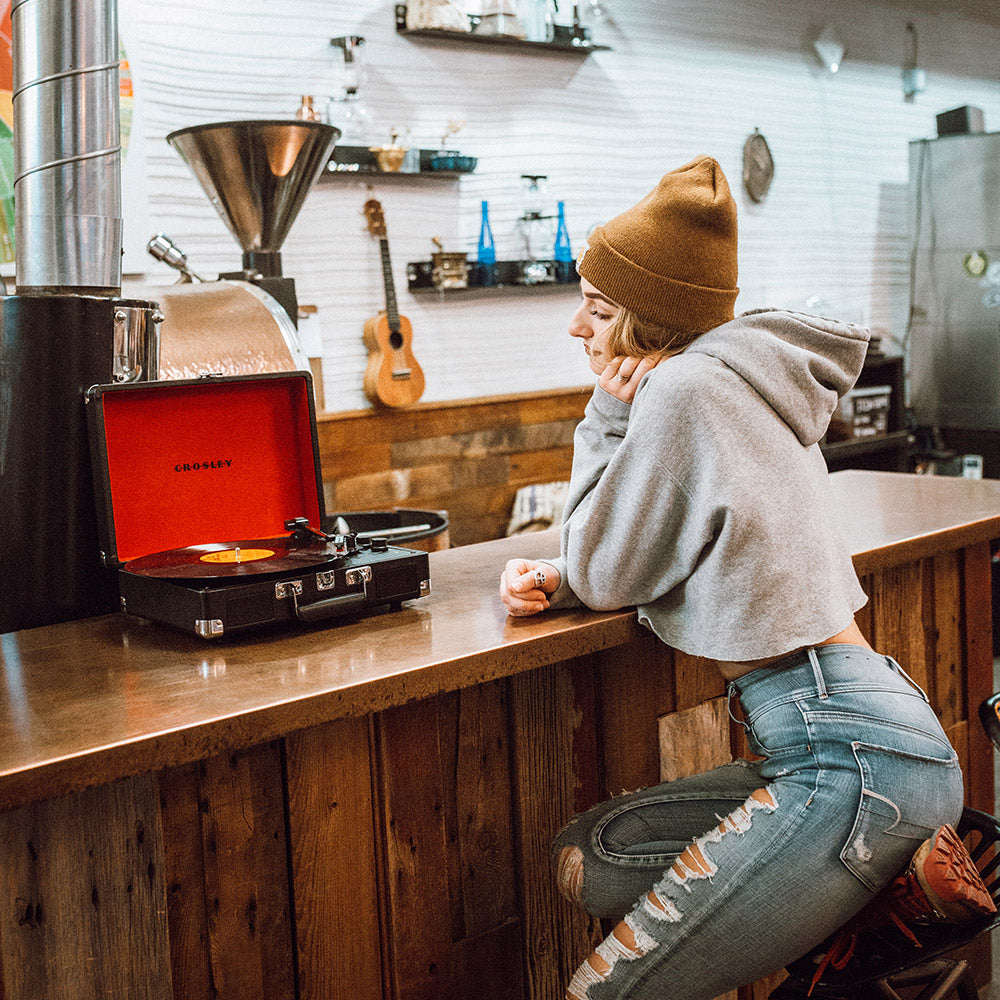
[448,921,525,1000]
[869,560,929,691]
[376,697,458,1000]
[962,543,995,815]
[932,549,964,730]
[159,763,213,1000]
[318,389,587,546]
[673,651,728,711]
[658,696,732,782]
[0,775,171,1000]
[285,717,383,1000]
[374,682,521,1000]
[450,682,517,936]
[742,971,787,1000]
[594,634,675,798]
[445,683,522,1000]
[197,743,295,1000]
[509,659,602,1000]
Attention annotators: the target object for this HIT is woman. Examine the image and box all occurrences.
[498,156,984,1000]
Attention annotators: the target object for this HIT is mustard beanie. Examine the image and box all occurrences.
[577,155,739,332]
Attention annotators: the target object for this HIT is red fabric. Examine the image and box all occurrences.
[98,376,321,562]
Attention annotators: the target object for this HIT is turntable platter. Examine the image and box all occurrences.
[125,538,333,579]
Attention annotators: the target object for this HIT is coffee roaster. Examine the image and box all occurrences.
[0,0,163,632]
[146,119,339,380]
[0,3,339,633]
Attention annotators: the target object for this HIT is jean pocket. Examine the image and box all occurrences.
[840,741,963,891]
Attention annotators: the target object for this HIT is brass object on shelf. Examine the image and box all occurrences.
[369,145,408,171]
[370,128,409,172]
[431,236,469,289]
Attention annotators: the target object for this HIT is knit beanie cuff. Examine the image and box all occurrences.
[580,228,738,333]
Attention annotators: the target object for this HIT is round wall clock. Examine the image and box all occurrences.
[742,129,774,203]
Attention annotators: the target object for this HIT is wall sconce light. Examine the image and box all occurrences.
[813,25,845,74]
[902,22,926,102]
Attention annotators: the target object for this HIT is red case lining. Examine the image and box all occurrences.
[98,376,321,563]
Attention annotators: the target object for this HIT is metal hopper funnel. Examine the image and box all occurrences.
[166,119,340,278]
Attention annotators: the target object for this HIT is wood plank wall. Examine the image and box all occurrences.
[1,541,991,1000]
[317,386,590,546]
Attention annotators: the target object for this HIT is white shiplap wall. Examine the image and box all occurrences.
[119,0,1000,412]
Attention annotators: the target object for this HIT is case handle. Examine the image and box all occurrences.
[292,589,367,622]
[290,565,372,623]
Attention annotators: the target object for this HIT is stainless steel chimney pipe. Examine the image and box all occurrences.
[11,0,122,292]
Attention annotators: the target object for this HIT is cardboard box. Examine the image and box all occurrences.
[830,385,891,441]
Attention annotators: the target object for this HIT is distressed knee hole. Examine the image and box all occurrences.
[565,917,658,999]
[557,844,585,905]
[669,784,778,889]
[644,887,682,921]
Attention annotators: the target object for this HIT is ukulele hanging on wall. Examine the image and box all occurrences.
[362,198,425,407]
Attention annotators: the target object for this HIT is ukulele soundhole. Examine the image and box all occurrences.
[389,330,404,350]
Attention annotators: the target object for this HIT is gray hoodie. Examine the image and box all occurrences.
[545,309,871,661]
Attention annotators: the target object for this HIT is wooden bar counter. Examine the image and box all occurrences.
[0,470,997,1000]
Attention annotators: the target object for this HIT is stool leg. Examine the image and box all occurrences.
[880,959,976,1000]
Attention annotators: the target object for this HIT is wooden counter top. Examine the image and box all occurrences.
[1,470,999,811]
[833,469,1000,573]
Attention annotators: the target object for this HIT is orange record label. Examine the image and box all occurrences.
[199,548,275,564]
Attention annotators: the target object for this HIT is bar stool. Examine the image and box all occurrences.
[771,691,1000,1000]
[772,693,1000,1000]
[979,692,1000,752]
[771,806,1000,1000]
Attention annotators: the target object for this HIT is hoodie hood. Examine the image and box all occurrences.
[683,309,870,446]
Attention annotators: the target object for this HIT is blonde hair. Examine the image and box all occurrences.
[604,307,705,361]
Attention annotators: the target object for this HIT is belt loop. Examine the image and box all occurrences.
[808,646,829,699]
[726,682,750,732]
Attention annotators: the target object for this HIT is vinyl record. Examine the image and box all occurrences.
[125,537,333,579]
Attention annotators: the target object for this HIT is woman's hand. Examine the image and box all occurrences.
[499,559,560,617]
[599,355,663,403]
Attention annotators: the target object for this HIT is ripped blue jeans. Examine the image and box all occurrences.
[551,645,964,1000]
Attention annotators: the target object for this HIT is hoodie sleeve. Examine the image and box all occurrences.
[548,370,716,611]
[545,386,629,608]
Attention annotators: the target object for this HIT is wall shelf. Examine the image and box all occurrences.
[822,429,910,466]
[317,144,475,181]
[394,4,611,54]
[408,259,576,292]
[821,353,909,472]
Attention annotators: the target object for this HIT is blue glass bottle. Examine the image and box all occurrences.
[477,200,496,287]
[554,200,572,283]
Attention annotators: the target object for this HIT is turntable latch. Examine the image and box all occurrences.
[345,566,373,587]
[195,619,225,638]
[275,580,304,599]
[316,565,370,593]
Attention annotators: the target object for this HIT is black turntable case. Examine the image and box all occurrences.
[85,371,430,638]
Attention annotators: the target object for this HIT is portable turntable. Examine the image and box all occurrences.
[85,370,430,638]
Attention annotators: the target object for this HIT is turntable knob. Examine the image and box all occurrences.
[370,536,389,552]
